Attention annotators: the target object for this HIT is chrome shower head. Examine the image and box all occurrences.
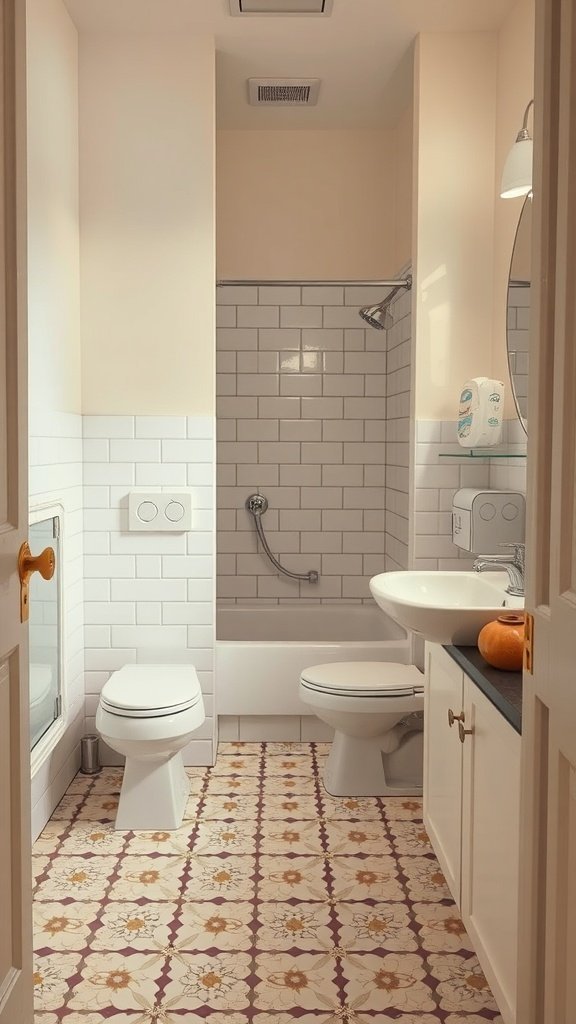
[359,303,391,330]
[359,274,412,330]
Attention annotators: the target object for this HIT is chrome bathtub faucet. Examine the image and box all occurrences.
[473,542,525,597]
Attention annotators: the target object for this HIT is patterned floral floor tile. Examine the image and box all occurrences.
[320,795,382,820]
[124,825,194,856]
[35,856,117,902]
[263,754,315,777]
[176,902,255,951]
[109,855,186,901]
[75,795,120,822]
[34,821,68,855]
[388,819,434,856]
[92,901,178,951]
[261,794,319,820]
[398,855,452,901]
[164,951,252,1009]
[211,756,262,776]
[32,742,505,1021]
[262,776,317,796]
[380,796,424,820]
[259,820,324,856]
[254,952,339,1011]
[255,902,334,951]
[324,819,392,856]
[258,856,329,902]
[34,901,100,952]
[330,856,405,902]
[193,820,258,855]
[58,823,127,857]
[200,795,260,820]
[334,902,417,953]
[67,952,162,1011]
[33,952,82,1010]
[184,855,257,901]
[412,902,475,952]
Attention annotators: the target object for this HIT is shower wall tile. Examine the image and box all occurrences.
[216,274,412,601]
[82,414,216,766]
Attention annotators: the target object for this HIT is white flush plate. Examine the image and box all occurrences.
[128,492,192,532]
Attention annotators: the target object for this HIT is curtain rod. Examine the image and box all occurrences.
[216,278,411,288]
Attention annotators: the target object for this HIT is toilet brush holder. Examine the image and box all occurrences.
[80,734,101,775]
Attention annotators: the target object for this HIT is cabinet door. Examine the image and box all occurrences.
[423,643,464,904]
[461,677,521,1024]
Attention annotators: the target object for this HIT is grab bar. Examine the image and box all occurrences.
[245,494,319,584]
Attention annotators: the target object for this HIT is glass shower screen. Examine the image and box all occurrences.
[29,515,61,750]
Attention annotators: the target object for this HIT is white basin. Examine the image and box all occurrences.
[369,571,524,646]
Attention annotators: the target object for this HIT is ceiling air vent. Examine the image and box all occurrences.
[230,1,332,15]
[248,78,321,106]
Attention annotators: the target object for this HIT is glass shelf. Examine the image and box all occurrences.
[439,449,527,459]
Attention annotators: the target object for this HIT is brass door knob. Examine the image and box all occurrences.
[18,541,56,622]
[458,720,474,743]
[448,708,465,728]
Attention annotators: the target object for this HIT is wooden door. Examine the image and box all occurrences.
[516,0,576,1020]
[460,678,521,1024]
[0,2,32,1023]
[423,643,463,904]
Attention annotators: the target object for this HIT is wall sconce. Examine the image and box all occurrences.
[500,99,533,199]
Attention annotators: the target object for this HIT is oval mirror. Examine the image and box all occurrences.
[506,195,531,435]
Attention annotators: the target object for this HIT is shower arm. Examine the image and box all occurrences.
[245,494,319,584]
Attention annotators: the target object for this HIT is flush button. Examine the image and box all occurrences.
[137,500,158,523]
[479,502,496,521]
[502,502,519,521]
[128,492,193,531]
[165,501,185,523]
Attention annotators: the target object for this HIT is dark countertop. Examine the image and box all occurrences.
[443,645,523,735]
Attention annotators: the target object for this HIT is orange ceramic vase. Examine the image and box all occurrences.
[477,613,525,671]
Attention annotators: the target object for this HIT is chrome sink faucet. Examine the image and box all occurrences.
[473,542,525,597]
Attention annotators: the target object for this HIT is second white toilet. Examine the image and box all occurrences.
[299,661,424,797]
[96,664,205,831]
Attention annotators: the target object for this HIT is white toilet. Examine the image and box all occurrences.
[96,664,205,830]
[299,661,424,797]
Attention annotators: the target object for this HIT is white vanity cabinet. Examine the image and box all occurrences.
[423,642,521,1024]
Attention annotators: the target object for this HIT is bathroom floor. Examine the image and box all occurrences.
[33,742,503,1023]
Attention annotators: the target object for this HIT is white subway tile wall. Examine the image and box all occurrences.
[506,284,530,422]
[29,410,86,837]
[216,280,412,602]
[82,415,216,767]
[412,419,527,568]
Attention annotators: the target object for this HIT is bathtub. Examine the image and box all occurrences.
[216,603,409,716]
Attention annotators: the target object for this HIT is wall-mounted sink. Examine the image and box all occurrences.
[369,571,524,646]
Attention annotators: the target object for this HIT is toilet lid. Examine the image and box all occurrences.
[101,664,202,717]
[300,662,424,697]
[30,664,53,708]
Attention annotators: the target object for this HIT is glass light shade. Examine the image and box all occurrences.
[500,137,533,199]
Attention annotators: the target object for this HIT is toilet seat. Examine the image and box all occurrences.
[300,661,424,698]
[100,664,202,719]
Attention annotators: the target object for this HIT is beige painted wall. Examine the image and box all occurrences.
[79,34,215,415]
[27,0,81,416]
[492,0,535,396]
[393,103,414,271]
[217,127,408,279]
[413,33,499,420]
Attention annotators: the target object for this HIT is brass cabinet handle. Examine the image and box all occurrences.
[18,541,56,623]
[448,708,465,728]
[458,720,474,743]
